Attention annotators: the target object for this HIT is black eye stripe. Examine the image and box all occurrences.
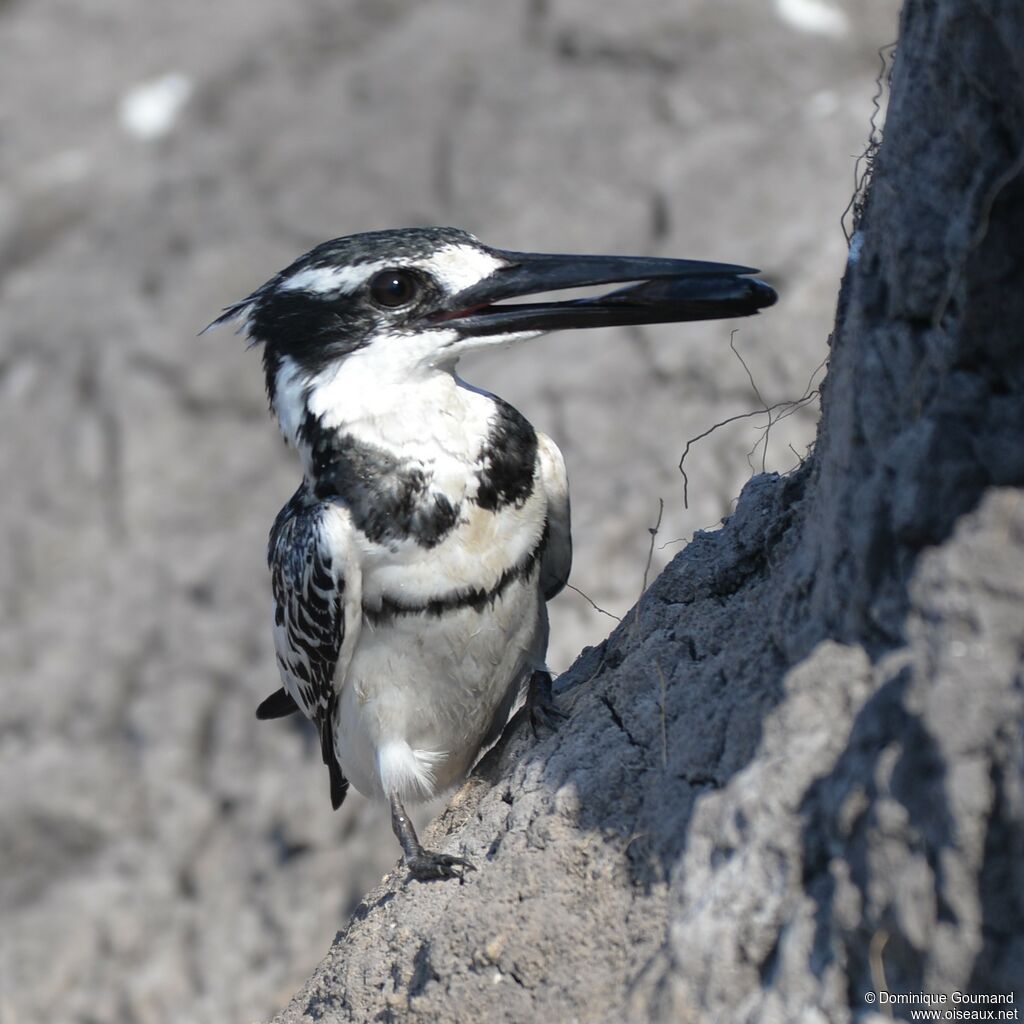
[368,269,420,308]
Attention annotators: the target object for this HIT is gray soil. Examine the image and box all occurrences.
[8,1,1014,1022]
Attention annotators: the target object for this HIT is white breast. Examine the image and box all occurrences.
[335,562,547,802]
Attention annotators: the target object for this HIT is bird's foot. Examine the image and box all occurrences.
[405,850,476,882]
[528,669,568,737]
[390,792,475,883]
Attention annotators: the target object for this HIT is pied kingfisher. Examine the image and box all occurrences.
[210,227,775,880]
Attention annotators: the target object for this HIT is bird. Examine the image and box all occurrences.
[209,226,775,881]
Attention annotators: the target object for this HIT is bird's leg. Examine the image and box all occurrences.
[389,793,475,882]
[528,669,567,737]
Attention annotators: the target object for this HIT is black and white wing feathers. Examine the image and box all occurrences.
[267,484,350,810]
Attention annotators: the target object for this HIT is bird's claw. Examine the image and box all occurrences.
[405,851,476,882]
[528,669,567,738]
[529,700,568,738]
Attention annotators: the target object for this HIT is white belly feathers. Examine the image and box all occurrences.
[336,562,546,801]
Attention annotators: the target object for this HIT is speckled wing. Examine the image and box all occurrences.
[268,484,351,809]
[537,433,572,600]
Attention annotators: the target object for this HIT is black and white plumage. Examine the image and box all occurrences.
[212,226,775,880]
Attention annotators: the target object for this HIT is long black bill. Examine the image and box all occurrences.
[439,250,776,336]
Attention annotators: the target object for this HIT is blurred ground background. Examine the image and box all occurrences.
[0,1,898,1021]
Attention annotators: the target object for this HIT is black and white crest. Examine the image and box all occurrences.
[206,227,505,400]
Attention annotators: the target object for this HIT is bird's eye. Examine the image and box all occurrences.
[368,269,420,308]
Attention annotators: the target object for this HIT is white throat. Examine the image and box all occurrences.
[273,348,498,473]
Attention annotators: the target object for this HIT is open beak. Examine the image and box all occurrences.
[435,249,777,336]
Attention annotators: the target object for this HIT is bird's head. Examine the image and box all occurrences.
[208,225,776,404]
